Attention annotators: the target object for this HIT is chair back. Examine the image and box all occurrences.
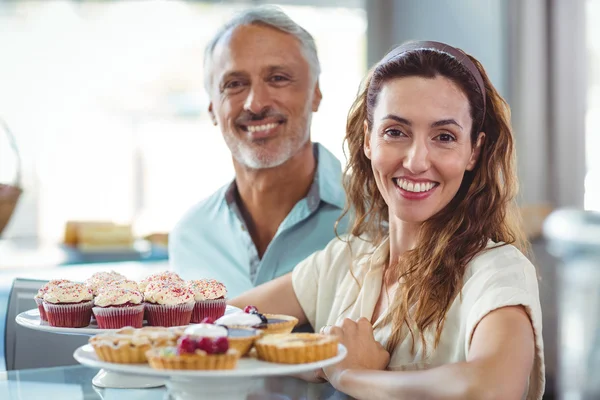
[5,278,88,370]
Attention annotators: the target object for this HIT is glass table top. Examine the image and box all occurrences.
[0,365,353,400]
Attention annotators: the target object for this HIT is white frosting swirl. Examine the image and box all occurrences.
[85,271,127,295]
[94,288,143,307]
[43,282,93,304]
[35,279,71,299]
[143,281,194,305]
[184,323,228,338]
[138,271,183,293]
[215,313,262,327]
[186,279,227,301]
[101,279,139,292]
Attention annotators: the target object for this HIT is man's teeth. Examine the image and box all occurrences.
[394,178,436,193]
[247,123,278,133]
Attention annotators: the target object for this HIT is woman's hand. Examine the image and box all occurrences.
[321,317,390,389]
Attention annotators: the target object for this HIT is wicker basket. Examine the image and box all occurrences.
[0,117,22,237]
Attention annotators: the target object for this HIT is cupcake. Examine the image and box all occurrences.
[89,326,181,363]
[184,322,260,357]
[215,306,298,335]
[146,330,239,370]
[138,271,183,293]
[85,271,127,296]
[186,279,227,323]
[254,333,338,364]
[34,279,71,321]
[143,281,194,327]
[92,287,144,329]
[43,282,94,328]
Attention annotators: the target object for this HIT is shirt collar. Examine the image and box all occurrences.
[224,142,345,210]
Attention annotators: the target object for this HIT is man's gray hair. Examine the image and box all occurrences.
[203,5,321,93]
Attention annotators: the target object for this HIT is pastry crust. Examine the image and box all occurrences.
[89,326,180,363]
[146,347,240,370]
[254,333,338,364]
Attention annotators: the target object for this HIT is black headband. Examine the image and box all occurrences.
[378,41,487,132]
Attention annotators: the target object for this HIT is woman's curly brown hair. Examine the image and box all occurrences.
[338,47,528,356]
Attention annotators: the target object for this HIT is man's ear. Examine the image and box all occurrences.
[312,81,323,112]
[466,132,485,171]
[363,120,371,160]
[208,103,217,126]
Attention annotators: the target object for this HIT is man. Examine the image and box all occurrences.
[169,6,347,297]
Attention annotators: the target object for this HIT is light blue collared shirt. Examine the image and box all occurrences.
[169,143,347,297]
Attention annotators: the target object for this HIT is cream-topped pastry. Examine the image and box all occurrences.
[184,323,228,338]
[43,282,93,304]
[186,279,227,301]
[94,288,143,307]
[35,279,71,299]
[138,271,183,293]
[85,271,127,295]
[144,281,194,305]
[215,313,262,327]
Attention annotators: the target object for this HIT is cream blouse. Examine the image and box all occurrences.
[292,235,545,400]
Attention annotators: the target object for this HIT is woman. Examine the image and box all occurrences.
[230,41,544,400]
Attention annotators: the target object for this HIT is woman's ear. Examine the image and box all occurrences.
[466,132,485,171]
[363,120,372,160]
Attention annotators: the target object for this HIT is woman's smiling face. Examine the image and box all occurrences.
[364,75,484,225]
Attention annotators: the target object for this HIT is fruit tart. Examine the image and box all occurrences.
[185,320,261,357]
[146,328,240,370]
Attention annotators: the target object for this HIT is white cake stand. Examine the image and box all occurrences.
[74,343,347,400]
[15,305,243,389]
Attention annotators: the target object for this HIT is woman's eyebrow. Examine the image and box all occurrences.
[382,114,463,131]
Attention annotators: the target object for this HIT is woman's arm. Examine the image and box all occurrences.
[327,306,535,400]
[228,273,308,326]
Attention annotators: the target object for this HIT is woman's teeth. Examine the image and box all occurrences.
[394,178,436,193]
[247,123,278,133]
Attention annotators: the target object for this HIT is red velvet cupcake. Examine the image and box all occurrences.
[43,282,94,328]
[92,287,144,329]
[34,279,71,321]
[143,281,194,327]
[186,279,227,323]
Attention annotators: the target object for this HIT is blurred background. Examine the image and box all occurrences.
[0,0,598,398]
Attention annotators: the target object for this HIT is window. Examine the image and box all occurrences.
[585,0,600,211]
[0,1,366,240]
